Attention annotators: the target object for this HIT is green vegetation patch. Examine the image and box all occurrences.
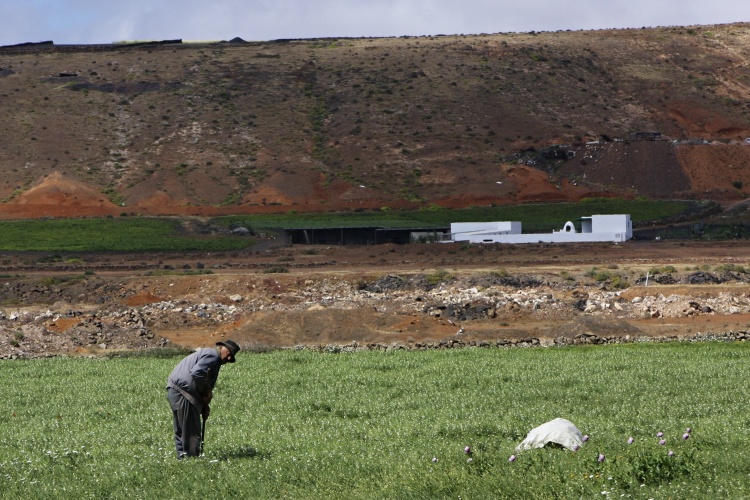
[0,218,253,252]
[1,342,749,498]
[215,199,693,231]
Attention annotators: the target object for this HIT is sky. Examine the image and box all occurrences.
[1,0,749,46]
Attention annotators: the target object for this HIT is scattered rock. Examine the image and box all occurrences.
[2,264,750,359]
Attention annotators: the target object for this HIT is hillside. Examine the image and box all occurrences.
[1,24,750,218]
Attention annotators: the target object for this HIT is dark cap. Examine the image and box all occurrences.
[216,340,240,362]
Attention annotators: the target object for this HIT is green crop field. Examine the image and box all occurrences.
[0,199,698,252]
[1,342,748,498]
[0,218,253,252]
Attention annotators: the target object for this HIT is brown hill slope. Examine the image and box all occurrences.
[1,24,750,218]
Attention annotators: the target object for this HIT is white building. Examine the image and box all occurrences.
[446,214,632,244]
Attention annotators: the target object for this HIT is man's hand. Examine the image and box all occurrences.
[202,404,210,420]
[202,389,213,404]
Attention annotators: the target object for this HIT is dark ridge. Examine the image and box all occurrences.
[1,40,53,48]
[113,39,183,49]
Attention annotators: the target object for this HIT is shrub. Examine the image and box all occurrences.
[40,275,86,287]
[609,275,630,289]
[559,270,575,282]
[715,263,747,273]
[11,331,23,345]
[586,267,611,281]
[426,268,453,285]
[586,268,629,288]
[264,267,289,274]
[489,269,510,278]
[648,265,677,275]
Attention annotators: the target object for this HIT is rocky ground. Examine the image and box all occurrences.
[2,239,750,358]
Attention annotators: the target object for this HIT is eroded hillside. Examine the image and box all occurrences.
[1,24,750,217]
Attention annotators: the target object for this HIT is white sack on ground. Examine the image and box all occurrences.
[515,418,584,452]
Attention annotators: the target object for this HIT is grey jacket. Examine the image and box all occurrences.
[166,348,222,409]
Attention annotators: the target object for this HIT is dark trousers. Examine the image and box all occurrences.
[167,388,202,458]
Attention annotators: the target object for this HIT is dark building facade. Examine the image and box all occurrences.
[284,226,448,245]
